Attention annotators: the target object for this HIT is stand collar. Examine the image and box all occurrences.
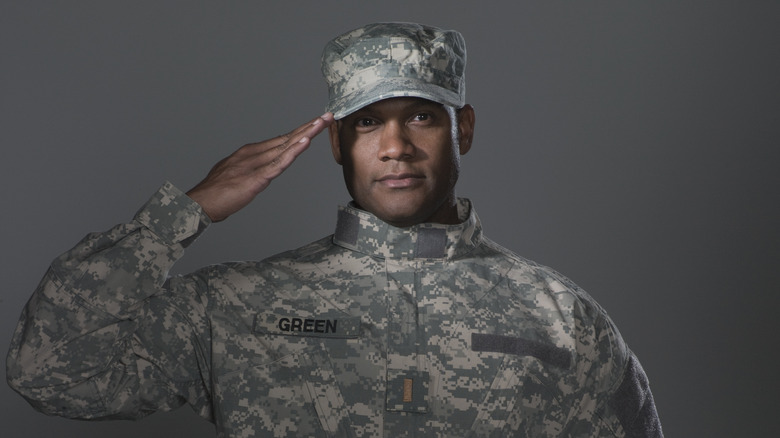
[333,198,482,260]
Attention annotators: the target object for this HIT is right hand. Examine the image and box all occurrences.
[186,112,334,222]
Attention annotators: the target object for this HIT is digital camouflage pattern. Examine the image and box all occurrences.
[7,183,662,437]
[322,22,467,119]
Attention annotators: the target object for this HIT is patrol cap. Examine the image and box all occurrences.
[321,22,466,120]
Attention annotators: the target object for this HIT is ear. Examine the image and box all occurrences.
[328,122,343,165]
[456,104,475,155]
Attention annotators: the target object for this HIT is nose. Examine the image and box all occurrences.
[377,121,415,161]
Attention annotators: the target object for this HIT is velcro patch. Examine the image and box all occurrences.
[609,355,663,437]
[471,333,572,369]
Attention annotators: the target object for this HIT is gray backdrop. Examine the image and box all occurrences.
[2,1,778,437]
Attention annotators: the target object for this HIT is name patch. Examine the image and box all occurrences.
[254,314,361,339]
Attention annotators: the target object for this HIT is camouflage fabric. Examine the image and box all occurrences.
[322,22,467,119]
[7,182,662,437]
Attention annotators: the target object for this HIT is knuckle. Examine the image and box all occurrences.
[275,141,290,155]
[270,155,284,168]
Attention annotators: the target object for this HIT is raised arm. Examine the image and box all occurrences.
[6,112,333,420]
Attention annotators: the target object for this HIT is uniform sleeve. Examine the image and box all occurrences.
[5,182,214,421]
[566,310,664,438]
[604,352,663,437]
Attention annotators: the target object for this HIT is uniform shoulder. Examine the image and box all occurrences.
[206,235,335,274]
[482,236,631,378]
[478,235,544,269]
[478,235,612,324]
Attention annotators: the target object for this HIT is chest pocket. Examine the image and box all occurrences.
[426,320,572,437]
[466,334,572,437]
[300,346,357,437]
[465,354,567,437]
[213,339,356,438]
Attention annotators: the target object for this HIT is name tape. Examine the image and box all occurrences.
[253,315,361,339]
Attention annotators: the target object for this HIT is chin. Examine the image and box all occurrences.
[359,193,441,227]
[371,205,425,227]
[377,213,417,228]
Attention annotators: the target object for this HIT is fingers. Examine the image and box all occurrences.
[240,112,335,177]
[186,112,335,222]
[261,135,312,178]
[269,112,335,162]
[288,111,335,142]
[248,112,335,153]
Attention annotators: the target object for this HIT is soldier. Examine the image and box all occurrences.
[7,22,663,437]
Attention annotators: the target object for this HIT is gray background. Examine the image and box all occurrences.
[2,1,778,437]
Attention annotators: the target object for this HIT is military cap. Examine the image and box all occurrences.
[321,22,467,119]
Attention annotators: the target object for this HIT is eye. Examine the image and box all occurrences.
[412,112,431,122]
[356,117,378,128]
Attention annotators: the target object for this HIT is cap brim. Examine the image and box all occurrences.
[327,77,464,120]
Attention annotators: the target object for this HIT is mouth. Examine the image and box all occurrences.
[376,173,425,189]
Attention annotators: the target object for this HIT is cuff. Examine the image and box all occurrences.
[133,181,211,247]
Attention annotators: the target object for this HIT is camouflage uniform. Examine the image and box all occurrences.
[9,22,662,437]
[7,182,662,437]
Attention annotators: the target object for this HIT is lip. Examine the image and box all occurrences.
[376,173,425,188]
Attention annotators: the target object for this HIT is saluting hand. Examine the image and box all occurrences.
[186,112,334,222]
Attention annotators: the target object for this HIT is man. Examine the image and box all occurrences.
[7,22,663,437]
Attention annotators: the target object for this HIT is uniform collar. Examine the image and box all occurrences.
[332,198,483,260]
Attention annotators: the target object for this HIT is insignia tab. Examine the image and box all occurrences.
[386,369,429,413]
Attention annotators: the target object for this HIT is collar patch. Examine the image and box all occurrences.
[415,228,447,258]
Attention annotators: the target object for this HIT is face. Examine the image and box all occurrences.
[329,97,475,227]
